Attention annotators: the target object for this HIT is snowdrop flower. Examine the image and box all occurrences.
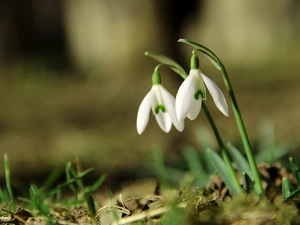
[176,53,229,121]
[137,71,184,134]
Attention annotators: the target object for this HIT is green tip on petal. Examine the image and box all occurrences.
[194,89,206,100]
[152,71,161,85]
[190,53,199,69]
[154,104,166,114]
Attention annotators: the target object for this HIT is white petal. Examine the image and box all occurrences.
[160,86,184,132]
[202,74,229,116]
[175,72,195,121]
[136,90,153,134]
[187,99,202,120]
[155,112,172,133]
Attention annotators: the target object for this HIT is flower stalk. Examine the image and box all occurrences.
[178,39,264,195]
[219,65,264,195]
[202,103,242,195]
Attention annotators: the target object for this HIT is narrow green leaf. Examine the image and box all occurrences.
[242,172,253,193]
[145,51,188,78]
[227,143,253,180]
[4,154,16,212]
[285,187,300,200]
[289,157,300,187]
[205,55,222,70]
[18,197,34,205]
[207,149,238,196]
[86,194,96,219]
[55,189,62,203]
[255,145,288,165]
[0,187,10,206]
[42,167,62,191]
[47,167,94,197]
[67,163,87,192]
[153,147,169,187]
[282,177,292,200]
[47,178,82,196]
[183,147,209,187]
[178,39,222,70]
[86,175,106,194]
[65,162,77,194]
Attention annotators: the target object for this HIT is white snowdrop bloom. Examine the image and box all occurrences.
[137,71,184,134]
[176,54,229,121]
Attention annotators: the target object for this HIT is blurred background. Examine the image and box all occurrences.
[0,0,299,186]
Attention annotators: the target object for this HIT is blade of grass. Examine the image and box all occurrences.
[4,154,16,212]
[65,162,77,194]
[42,167,63,191]
[289,157,300,187]
[284,187,300,200]
[282,177,292,200]
[69,166,95,192]
[0,187,10,206]
[29,184,49,216]
[86,194,96,219]
[47,167,95,196]
[86,175,107,194]
[153,147,169,187]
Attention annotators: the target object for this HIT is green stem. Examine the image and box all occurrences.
[178,39,264,195]
[219,66,264,195]
[202,103,242,195]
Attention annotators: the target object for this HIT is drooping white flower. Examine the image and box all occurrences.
[137,71,184,135]
[176,53,229,121]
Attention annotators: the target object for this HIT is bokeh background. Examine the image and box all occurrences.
[0,0,299,186]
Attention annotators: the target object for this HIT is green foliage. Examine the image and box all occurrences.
[161,206,187,225]
[227,143,253,180]
[206,149,239,197]
[242,172,254,193]
[153,147,170,187]
[145,52,188,79]
[282,177,292,200]
[0,154,16,212]
[182,146,210,187]
[178,39,222,70]
[282,157,300,200]
[289,157,300,186]
[0,154,106,222]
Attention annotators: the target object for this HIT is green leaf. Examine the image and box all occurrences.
[282,177,292,200]
[86,194,96,219]
[145,51,188,78]
[242,172,253,193]
[0,187,10,206]
[4,154,16,212]
[86,175,107,194]
[289,157,300,187]
[207,149,238,196]
[255,145,288,165]
[285,187,300,200]
[227,143,253,180]
[47,168,94,197]
[42,167,62,191]
[182,146,209,187]
[205,55,222,70]
[178,39,222,70]
[153,147,169,187]
[65,162,77,194]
